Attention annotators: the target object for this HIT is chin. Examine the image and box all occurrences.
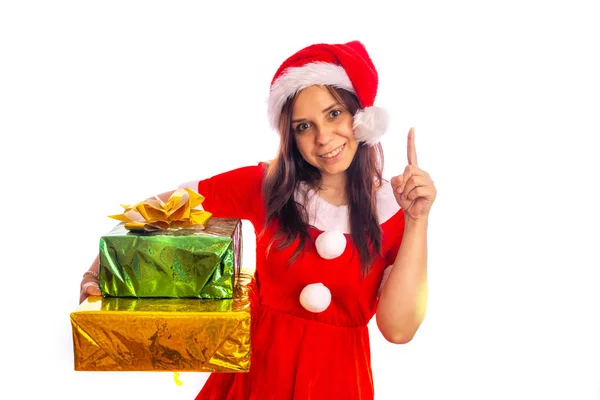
[319,159,353,176]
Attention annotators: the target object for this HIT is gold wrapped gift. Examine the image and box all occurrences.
[71,272,253,372]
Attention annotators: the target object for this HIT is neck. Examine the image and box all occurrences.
[320,173,346,192]
[317,173,348,206]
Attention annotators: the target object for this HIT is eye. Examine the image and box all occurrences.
[295,122,310,132]
[329,109,343,118]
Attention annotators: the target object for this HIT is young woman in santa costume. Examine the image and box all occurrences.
[80,40,437,399]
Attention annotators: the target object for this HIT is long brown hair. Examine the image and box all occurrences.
[261,86,384,276]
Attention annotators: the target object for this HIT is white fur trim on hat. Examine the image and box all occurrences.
[352,106,388,146]
[268,62,355,131]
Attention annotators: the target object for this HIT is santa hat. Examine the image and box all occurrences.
[268,40,388,146]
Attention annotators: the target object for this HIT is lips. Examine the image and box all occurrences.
[319,144,345,158]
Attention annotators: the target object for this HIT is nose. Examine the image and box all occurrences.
[315,123,335,145]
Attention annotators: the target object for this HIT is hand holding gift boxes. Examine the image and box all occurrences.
[71,188,251,372]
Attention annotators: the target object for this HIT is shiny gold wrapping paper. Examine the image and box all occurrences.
[71,272,253,372]
[99,218,242,298]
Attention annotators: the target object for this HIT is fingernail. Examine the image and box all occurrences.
[396,187,403,194]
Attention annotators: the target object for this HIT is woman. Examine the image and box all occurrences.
[80,40,437,400]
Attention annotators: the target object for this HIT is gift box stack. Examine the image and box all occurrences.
[70,189,252,372]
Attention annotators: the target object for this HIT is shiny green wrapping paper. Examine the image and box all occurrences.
[99,218,242,298]
[71,272,253,372]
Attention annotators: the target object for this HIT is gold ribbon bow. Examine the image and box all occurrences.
[109,188,212,231]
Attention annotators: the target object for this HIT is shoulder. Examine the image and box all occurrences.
[179,162,268,191]
[228,162,268,181]
[214,162,268,179]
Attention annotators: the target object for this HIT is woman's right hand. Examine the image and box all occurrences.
[80,256,102,304]
[80,276,101,304]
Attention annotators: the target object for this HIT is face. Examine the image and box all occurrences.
[291,85,358,177]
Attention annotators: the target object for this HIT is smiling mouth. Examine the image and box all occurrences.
[319,144,345,158]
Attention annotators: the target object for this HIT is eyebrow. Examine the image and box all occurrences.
[291,103,340,123]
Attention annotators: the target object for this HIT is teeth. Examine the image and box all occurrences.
[321,145,344,158]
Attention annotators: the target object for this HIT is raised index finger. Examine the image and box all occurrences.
[407,127,418,166]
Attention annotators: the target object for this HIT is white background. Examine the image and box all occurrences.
[1,1,599,399]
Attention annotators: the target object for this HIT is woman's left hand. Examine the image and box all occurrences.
[391,128,437,221]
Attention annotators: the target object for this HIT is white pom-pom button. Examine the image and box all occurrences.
[315,230,346,259]
[299,283,332,313]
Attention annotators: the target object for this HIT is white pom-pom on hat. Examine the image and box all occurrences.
[315,230,346,260]
[353,106,389,146]
[299,283,332,313]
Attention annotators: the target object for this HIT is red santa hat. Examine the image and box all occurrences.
[268,40,388,146]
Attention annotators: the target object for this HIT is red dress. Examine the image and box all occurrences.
[189,164,405,400]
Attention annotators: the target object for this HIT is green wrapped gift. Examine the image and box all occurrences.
[99,218,242,298]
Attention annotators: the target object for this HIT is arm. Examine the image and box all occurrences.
[376,218,428,344]
[78,164,266,303]
[194,164,266,222]
[376,127,436,344]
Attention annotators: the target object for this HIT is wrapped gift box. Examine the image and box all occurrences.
[71,272,253,372]
[99,218,242,298]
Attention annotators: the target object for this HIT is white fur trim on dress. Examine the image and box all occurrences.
[294,180,400,234]
[353,106,388,145]
[268,62,354,131]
